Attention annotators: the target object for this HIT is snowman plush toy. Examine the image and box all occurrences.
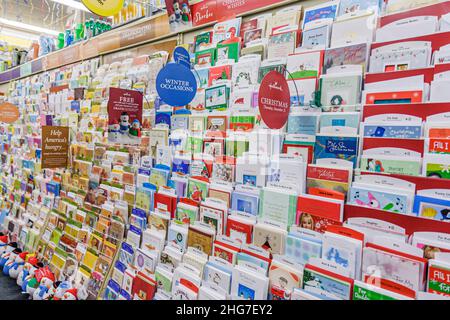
[119,112,130,134]
[24,261,45,296]
[8,251,28,279]
[0,242,17,267]
[17,256,39,289]
[49,281,72,300]
[1,247,21,273]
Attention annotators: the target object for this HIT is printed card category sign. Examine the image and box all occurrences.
[0,102,20,123]
[107,87,143,145]
[191,0,281,26]
[173,46,191,69]
[258,70,290,129]
[156,63,197,107]
[41,126,69,169]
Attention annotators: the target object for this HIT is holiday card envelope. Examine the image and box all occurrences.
[296,194,344,233]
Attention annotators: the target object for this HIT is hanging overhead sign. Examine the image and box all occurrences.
[81,0,124,17]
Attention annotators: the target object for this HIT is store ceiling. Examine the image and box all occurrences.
[0,0,98,34]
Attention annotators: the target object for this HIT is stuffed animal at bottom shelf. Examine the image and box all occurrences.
[32,267,55,300]
[17,256,39,288]
[8,251,28,279]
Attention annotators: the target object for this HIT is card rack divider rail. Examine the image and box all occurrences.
[344,204,450,236]
[97,240,123,300]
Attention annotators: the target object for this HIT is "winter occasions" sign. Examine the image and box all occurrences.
[156,63,197,107]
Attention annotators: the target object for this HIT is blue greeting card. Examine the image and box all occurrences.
[231,191,259,216]
[363,124,422,139]
[314,135,359,167]
[287,114,319,135]
[303,3,339,28]
[319,113,360,131]
[155,111,172,127]
[413,195,450,221]
[348,186,408,214]
[172,158,191,175]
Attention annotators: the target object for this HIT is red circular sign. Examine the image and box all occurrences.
[258,71,290,129]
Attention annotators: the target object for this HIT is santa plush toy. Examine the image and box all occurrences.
[0,234,8,254]
[8,251,28,279]
[62,288,78,300]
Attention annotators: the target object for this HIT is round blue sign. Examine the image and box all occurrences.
[173,46,191,69]
[156,63,197,107]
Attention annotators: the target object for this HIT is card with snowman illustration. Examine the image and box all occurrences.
[107,88,143,145]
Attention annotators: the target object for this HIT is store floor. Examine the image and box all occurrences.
[0,275,27,300]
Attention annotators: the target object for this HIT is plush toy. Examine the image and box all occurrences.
[181,3,190,23]
[0,234,8,254]
[8,251,28,279]
[25,263,45,296]
[119,112,130,133]
[109,120,120,141]
[43,281,61,300]
[1,245,19,271]
[50,281,72,300]
[128,119,141,137]
[62,288,78,300]
[32,267,55,300]
[173,1,182,22]
[0,242,17,268]
[17,256,38,288]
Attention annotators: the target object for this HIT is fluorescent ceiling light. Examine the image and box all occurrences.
[50,0,91,13]
[0,18,60,36]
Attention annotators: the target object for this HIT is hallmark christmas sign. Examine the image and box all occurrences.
[258,71,290,129]
[107,87,143,145]
[41,126,69,169]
